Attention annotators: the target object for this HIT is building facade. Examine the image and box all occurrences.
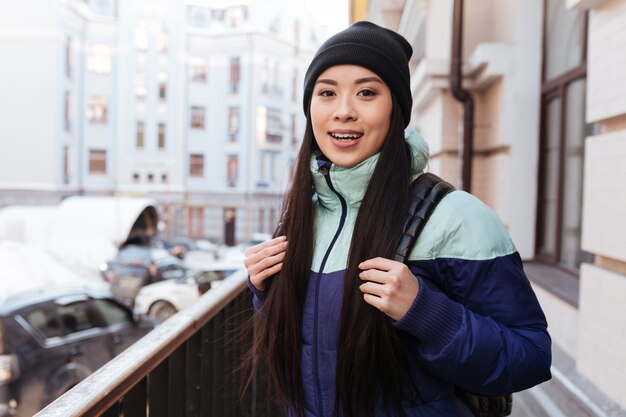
[0,0,323,245]
[358,0,626,409]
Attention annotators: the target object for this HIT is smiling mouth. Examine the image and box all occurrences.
[329,132,364,141]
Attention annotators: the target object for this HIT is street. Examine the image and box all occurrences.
[511,344,626,417]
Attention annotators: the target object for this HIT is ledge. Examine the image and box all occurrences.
[523,262,580,308]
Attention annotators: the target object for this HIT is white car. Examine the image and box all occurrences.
[134,260,243,321]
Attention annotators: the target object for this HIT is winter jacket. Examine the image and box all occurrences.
[248,128,552,417]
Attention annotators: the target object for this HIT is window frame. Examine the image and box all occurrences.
[535,3,589,275]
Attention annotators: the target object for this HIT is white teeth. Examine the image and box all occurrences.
[330,133,363,140]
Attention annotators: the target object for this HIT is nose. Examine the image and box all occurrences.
[333,96,357,122]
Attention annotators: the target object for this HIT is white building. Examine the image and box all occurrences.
[0,0,324,245]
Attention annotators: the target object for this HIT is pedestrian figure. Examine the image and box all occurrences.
[244,21,551,417]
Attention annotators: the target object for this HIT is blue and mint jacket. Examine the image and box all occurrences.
[249,129,551,417]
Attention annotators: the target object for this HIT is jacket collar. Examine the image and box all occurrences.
[311,128,429,209]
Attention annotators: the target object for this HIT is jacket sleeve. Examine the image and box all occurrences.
[392,192,552,395]
[247,275,267,312]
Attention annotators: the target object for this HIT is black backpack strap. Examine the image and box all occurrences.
[394,173,454,263]
[393,172,513,417]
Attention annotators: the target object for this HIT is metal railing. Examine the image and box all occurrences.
[34,270,279,417]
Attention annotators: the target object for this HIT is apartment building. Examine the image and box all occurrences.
[0,0,323,244]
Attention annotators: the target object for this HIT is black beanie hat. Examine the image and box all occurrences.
[303,21,413,127]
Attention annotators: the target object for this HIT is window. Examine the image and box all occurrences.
[188,207,204,238]
[64,91,72,132]
[24,306,62,339]
[188,6,210,28]
[191,106,205,129]
[63,145,71,184]
[266,108,282,143]
[260,151,278,183]
[294,19,300,44]
[133,172,140,182]
[228,107,239,142]
[291,113,297,145]
[261,58,269,94]
[136,73,147,100]
[230,6,247,27]
[89,149,107,175]
[158,25,168,54]
[161,173,168,183]
[57,301,101,334]
[291,68,298,102]
[158,73,167,101]
[87,44,111,74]
[272,61,281,96]
[147,173,154,183]
[66,37,72,78]
[92,299,132,326]
[189,154,204,177]
[227,155,238,187]
[136,121,144,149]
[259,208,265,233]
[135,21,149,51]
[190,57,207,83]
[545,0,585,80]
[158,123,166,149]
[87,96,108,123]
[536,0,591,271]
[229,57,240,94]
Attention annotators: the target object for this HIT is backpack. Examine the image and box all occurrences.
[393,172,513,417]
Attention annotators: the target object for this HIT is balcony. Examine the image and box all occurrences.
[34,270,279,417]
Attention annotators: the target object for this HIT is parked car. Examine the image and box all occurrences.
[99,244,186,306]
[122,235,188,259]
[134,261,243,322]
[0,286,155,417]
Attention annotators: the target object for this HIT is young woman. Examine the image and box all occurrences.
[244,21,551,417]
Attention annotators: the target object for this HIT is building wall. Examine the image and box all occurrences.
[578,2,626,404]
[0,0,321,245]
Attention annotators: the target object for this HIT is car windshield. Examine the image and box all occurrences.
[117,246,150,264]
[150,248,173,261]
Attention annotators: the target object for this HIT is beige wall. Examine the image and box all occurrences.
[533,283,579,358]
[587,0,626,123]
[578,264,626,410]
[578,0,626,409]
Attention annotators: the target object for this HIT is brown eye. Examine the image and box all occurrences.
[357,89,376,97]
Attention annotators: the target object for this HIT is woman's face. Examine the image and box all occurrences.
[310,65,393,168]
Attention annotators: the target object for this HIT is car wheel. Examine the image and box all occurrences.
[148,300,178,322]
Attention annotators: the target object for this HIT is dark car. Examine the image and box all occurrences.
[100,244,187,305]
[0,286,155,417]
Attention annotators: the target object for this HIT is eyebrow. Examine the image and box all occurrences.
[314,77,384,86]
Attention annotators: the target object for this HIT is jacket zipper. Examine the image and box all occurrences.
[313,164,348,417]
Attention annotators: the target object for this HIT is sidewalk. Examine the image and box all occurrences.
[511,344,626,417]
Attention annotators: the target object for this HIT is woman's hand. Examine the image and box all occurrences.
[358,257,419,321]
[244,236,288,291]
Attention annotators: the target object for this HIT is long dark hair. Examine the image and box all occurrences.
[247,97,414,417]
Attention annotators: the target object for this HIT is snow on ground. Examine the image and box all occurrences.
[0,240,107,297]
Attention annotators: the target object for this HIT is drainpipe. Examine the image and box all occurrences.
[450,0,474,192]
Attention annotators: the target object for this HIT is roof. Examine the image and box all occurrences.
[0,196,159,247]
[51,196,159,246]
[0,285,114,316]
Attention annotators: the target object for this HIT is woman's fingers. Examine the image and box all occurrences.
[244,237,287,269]
[358,257,419,321]
[245,236,286,256]
[245,237,288,291]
